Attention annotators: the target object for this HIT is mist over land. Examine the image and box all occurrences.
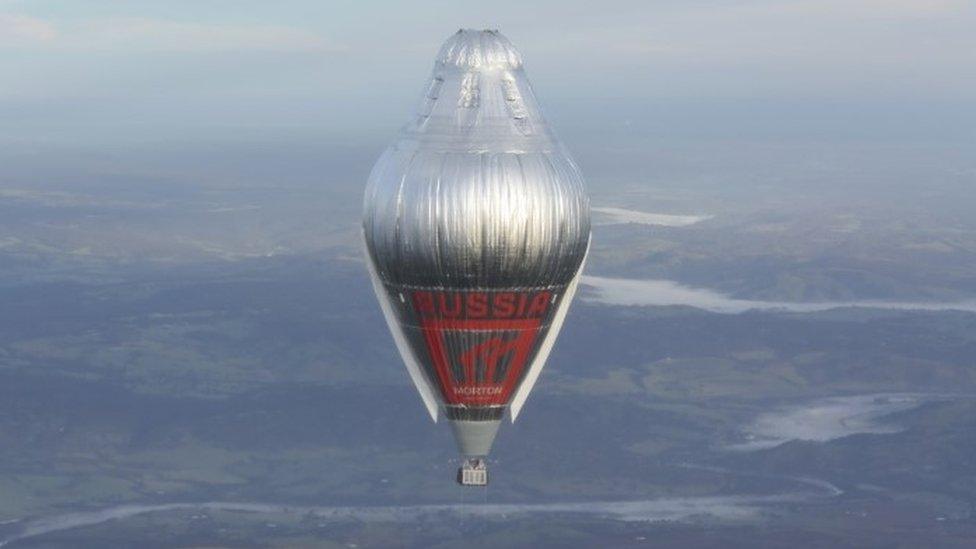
[582,276,976,314]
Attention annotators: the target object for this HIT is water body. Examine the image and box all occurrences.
[581,276,976,314]
[591,207,711,227]
[728,393,950,451]
[0,485,840,547]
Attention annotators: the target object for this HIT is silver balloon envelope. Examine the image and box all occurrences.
[362,29,591,461]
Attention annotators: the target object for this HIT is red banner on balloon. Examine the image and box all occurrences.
[413,290,552,406]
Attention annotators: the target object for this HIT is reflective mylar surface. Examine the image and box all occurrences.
[362,29,590,457]
[363,29,590,289]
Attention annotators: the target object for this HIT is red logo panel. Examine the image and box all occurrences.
[413,291,552,406]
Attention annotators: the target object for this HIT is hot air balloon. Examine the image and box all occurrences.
[363,29,590,486]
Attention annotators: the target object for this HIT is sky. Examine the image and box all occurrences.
[1,0,974,146]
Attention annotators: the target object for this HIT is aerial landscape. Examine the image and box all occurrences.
[1,1,975,547]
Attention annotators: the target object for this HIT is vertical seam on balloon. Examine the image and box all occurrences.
[394,149,421,281]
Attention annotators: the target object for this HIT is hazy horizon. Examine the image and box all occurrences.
[2,0,974,148]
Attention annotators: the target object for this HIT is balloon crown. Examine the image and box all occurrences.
[436,29,524,70]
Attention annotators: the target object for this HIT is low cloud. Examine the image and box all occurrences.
[0,13,338,52]
[528,0,975,71]
[789,0,972,17]
[0,13,57,44]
